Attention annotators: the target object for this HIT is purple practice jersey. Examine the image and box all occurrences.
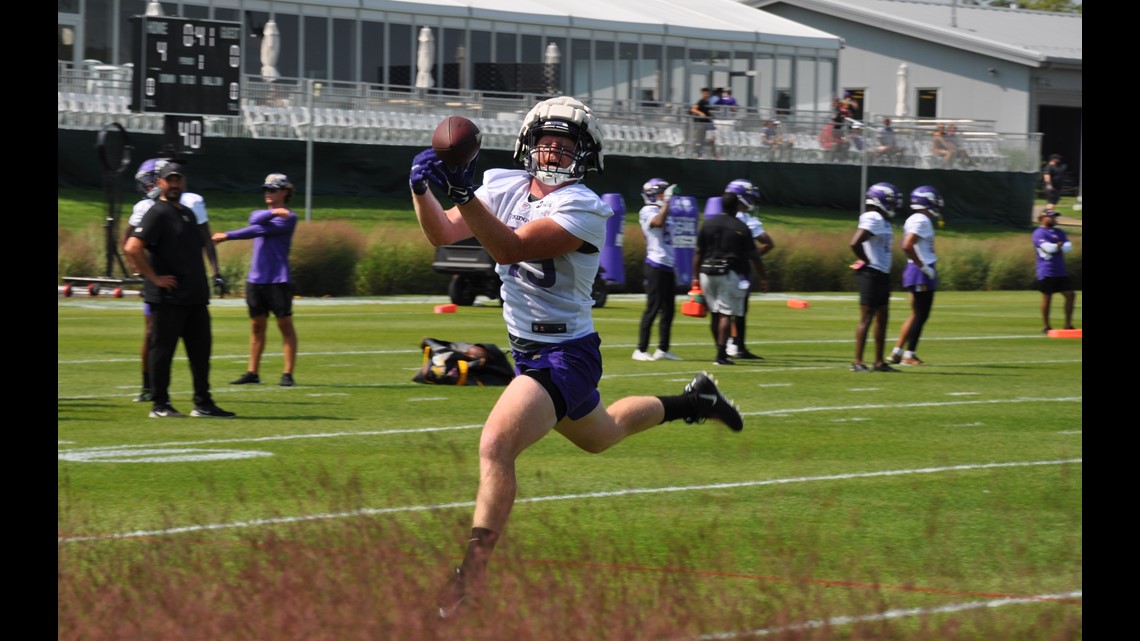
[224,209,299,283]
[1033,226,1071,279]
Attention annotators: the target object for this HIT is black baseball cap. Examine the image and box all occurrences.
[158,162,186,179]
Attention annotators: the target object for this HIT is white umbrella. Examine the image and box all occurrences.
[261,19,280,81]
[895,63,908,117]
[544,43,561,94]
[416,27,434,89]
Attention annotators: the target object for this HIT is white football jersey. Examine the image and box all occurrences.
[128,193,209,226]
[476,168,613,344]
[735,211,765,239]
[638,203,675,268]
[902,213,937,266]
[856,209,893,273]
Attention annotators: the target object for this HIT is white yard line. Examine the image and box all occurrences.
[58,458,1081,543]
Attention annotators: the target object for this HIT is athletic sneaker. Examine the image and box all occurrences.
[190,403,237,418]
[631,349,655,362]
[149,403,186,418]
[713,356,734,366]
[230,372,262,385]
[888,349,903,365]
[653,349,683,361]
[900,356,927,366]
[134,389,154,403]
[683,372,744,432]
[734,349,763,360]
[850,363,870,372]
[279,373,295,387]
[725,339,739,357]
[872,363,900,372]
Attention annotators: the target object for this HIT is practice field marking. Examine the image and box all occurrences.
[743,395,1081,418]
[695,590,1082,640]
[947,391,981,396]
[58,448,273,463]
[56,396,1081,456]
[58,458,1081,543]
[56,359,1084,402]
[56,338,1082,366]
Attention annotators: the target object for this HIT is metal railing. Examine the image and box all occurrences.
[58,65,1041,173]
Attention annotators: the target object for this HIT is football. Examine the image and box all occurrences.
[432,116,482,167]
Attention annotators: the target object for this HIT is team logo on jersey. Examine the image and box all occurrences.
[135,226,143,232]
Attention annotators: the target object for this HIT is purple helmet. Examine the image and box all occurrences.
[865,182,900,217]
[724,179,760,211]
[641,178,670,205]
[910,185,944,218]
[134,158,167,199]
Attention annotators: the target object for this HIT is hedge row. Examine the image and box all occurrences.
[58,221,1081,297]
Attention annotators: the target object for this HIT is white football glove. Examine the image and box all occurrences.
[919,264,936,280]
[664,184,680,199]
[1062,241,1073,253]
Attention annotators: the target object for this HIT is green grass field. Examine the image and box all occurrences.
[57,289,1082,640]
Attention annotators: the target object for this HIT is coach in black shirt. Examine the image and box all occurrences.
[691,193,759,365]
[124,162,235,419]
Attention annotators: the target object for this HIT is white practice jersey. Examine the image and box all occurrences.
[736,211,765,239]
[476,168,613,344]
[129,193,209,226]
[638,203,675,268]
[856,209,893,273]
[902,213,937,266]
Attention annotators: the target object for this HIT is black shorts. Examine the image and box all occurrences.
[246,282,295,318]
[856,267,891,307]
[1037,276,1073,295]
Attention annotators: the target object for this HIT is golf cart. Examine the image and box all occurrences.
[432,237,608,308]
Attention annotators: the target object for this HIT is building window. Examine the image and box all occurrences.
[333,18,356,83]
[917,88,938,118]
[304,16,329,80]
[362,21,385,85]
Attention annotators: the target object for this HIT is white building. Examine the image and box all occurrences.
[748,0,1082,177]
[58,0,845,115]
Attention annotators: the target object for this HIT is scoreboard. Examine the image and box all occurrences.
[130,16,242,116]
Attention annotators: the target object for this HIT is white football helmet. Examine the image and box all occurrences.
[513,96,605,186]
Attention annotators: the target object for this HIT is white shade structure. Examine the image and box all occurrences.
[261,19,280,81]
[415,27,435,89]
[895,62,908,117]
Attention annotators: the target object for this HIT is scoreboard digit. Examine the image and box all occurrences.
[130,16,242,116]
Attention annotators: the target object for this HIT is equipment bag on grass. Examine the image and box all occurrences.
[413,337,515,386]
